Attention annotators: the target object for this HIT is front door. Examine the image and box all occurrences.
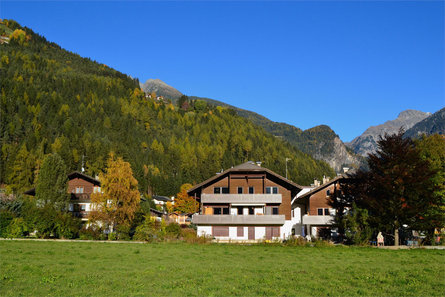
[248,227,255,240]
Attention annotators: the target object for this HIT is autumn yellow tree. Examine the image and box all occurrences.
[90,154,140,231]
[174,183,199,214]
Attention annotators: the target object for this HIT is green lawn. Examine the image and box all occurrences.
[0,240,444,296]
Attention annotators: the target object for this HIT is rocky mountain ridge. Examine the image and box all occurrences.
[347,110,432,156]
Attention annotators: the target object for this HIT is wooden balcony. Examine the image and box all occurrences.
[192,214,285,225]
[302,215,334,225]
[201,194,282,204]
[70,193,91,202]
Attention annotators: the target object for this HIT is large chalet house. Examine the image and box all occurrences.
[25,171,102,221]
[188,161,303,241]
[188,161,345,241]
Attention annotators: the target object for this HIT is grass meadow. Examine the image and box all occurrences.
[0,240,444,296]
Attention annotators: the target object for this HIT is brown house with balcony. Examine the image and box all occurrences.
[188,161,302,241]
[292,175,347,239]
[24,171,101,221]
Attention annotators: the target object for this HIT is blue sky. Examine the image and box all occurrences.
[2,1,444,141]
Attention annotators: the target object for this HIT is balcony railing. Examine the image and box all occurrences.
[70,193,91,201]
[192,214,285,225]
[201,194,282,204]
[302,215,334,225]
[72,211,89,218]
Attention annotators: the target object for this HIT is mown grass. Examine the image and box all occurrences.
[0,240,444,296]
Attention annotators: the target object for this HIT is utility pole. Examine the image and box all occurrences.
[285,158,291,179]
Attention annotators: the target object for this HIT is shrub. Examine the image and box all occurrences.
[313,239,335,248]
[283,236,309,247]
[181,228,212,244]
[115,225,131,241]
[108,232,117,241]
[0,210,15,237]
[55,213,81,239]
[5,217,28,238]
[165,223,181,239]
[133,216,164,242]
[79,224,104,240]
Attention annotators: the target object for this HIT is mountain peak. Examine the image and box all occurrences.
[140,79,183,100]
[397,109,431,119]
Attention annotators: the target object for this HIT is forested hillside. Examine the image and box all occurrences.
[142,79,363,171]
[0,20,334,196]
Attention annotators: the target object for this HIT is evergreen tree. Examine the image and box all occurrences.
[35,153,69,211]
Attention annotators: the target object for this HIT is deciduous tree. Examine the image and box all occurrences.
[342,130,441,245]
[174,183,199,214]
[90,154,140,231]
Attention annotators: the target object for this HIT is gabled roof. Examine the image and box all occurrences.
[24,171,100,196]
[153,195,173,202]
[293,175,347,202]
[68,171,101,186]
[188,161,302,195]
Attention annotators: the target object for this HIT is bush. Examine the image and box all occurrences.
[165,223,181,239]
[55,213,81,239]
[79,224,104,240]
[115,225,131,241]
[5,217,28,238]
[181,228,212,244]
[0,210,15,237]
[133,216,164,242]
[108,232,117,241]
[283,236,309,247]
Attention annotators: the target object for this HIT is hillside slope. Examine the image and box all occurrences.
[141,79,362,171]
[0,20,335,196]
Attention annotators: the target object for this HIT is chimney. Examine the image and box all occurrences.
[256,161,262,167]
[313,179,320,187]
[322,175,330,184]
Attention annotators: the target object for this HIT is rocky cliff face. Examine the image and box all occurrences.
[405,107,445,138]
[312,136,364,173]
[347,110,431,156]
[140,79,183,100]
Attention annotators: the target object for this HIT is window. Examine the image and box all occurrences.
[249,186,254,194]
[237,187,243,194]
[248,207,254,215]
[237,207,243,215]
[214,187,229,194]
[326,190,330,196]
[266,187,278,194]
[237,226,244,237]
[80,204,86,211]
[93,187,101,193]
[272,207,279,215]
[213,207,229,215]
[75,187,84,194]
[317,208,323,216]
[324,208,329,216]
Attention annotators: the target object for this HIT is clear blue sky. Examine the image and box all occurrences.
[2,1,444,141]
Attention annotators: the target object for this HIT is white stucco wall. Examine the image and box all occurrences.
[197,226,212,237]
